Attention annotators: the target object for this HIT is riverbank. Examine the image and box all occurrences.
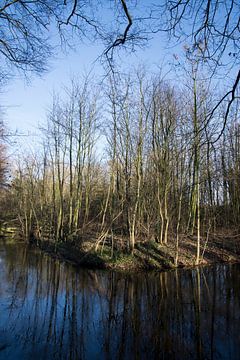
[30,230,240,272]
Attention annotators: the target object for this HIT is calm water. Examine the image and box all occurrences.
[0,240,239,360]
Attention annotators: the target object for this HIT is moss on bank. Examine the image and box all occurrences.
[0,222,19,238]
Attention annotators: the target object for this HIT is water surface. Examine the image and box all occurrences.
[0,240,239,359]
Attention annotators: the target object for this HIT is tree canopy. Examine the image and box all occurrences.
[0,1,239,117]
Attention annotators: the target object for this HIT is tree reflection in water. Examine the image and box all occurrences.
[0,242,239,360]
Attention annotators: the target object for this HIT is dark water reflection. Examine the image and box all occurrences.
[0,241,239,359]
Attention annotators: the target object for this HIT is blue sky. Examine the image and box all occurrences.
[1,3,237,148]
[1,29,173,143]
[1,43,103,134]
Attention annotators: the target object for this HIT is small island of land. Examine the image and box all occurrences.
[1,224,240,272]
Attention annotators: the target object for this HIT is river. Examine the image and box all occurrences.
[0,240,239,359]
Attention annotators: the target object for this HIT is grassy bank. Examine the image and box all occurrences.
[30,230,240,272]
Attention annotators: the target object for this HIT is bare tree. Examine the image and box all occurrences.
[144,0,240,128]
[0,119,7,187]
[0,0,146,79]
[1,0,238,116]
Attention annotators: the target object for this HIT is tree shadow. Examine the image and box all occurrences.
[179,241,227,263]
[32,239,107,269]
[135,243,174,269]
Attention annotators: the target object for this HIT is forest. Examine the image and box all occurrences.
[0,0,239,270]
[1,2,240,359]
[1,64,239,269]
